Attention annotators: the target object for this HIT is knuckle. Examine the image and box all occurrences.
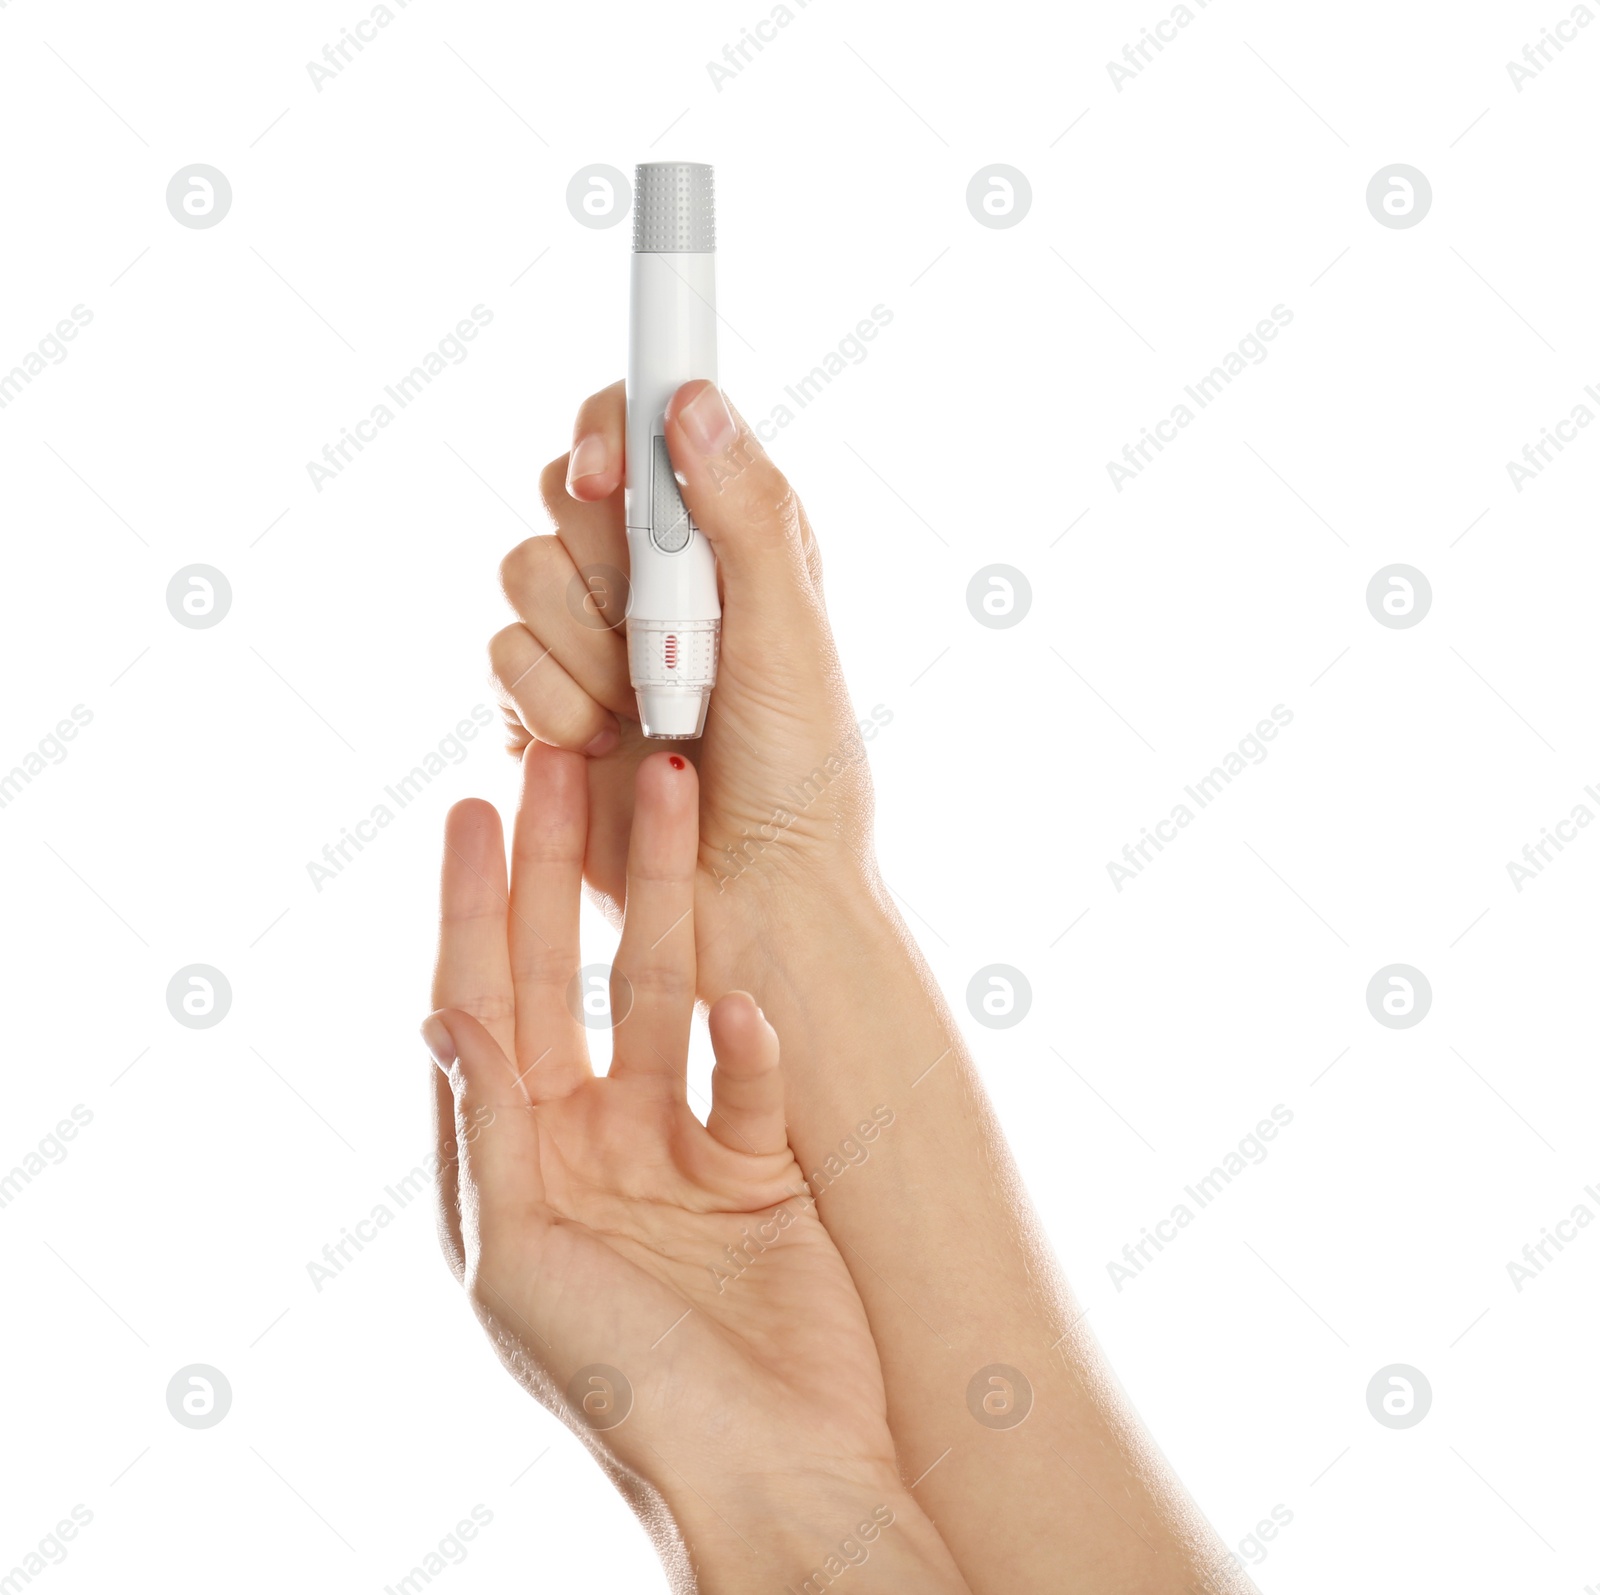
[532,692,605,751]
[720,454,803,540]
[571,380,625,446]
[511,805,585,868]
[768,479,805,543]
[515,943,581,988]
[456,993,517,1028]
[492,629,604,740]
[573,391,609,435]
[500,707,532,760]
[622,961,694,1005]
[499,535,559,604]
[538,455,572,518]
[487,622,536,685]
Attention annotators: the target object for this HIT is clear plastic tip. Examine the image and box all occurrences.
[637,687,712,740]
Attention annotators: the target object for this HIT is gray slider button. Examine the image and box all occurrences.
[650,433,692,553]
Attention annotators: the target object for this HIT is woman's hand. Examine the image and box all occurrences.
[481,387,1248,1595]
[490,381,879,992]
[425,745,968,1593]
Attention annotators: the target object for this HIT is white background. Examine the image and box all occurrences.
[2,1,1597,1590]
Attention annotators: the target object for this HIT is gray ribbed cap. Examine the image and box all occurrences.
[633,162,715,253]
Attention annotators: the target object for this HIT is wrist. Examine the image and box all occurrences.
[658,1466,969,1595]
[703,859,904,999]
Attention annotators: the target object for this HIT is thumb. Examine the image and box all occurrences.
[664,381,821,629]
[705,991,788,1156]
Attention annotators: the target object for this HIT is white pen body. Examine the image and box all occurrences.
[625,163,721,740]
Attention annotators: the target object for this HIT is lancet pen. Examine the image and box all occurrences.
[625,160,721,739]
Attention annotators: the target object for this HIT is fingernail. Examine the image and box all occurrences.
[583,725,619,758]
[421,1014,456,1069]
[676,384,735,457]
[566,433,610,495]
